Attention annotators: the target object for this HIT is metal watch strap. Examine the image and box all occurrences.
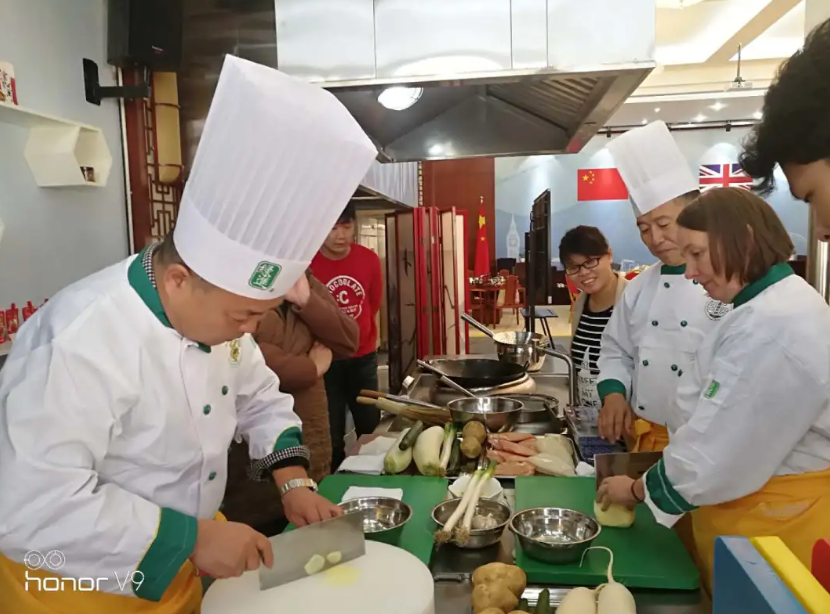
[279,477,318,497]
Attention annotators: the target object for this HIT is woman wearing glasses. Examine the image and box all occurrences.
[560,226,628,409]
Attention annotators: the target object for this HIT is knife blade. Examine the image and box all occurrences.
[258,511,366,591]
[594,451,663,490]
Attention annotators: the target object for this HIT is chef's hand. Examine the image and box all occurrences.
[285,274,311,307]
[309,342,333,377]
[282,487,343,527]
[191,519,273,578]
[596,476,638,511]
[598,393,634,442]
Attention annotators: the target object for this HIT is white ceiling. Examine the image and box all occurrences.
[605,0,806,127]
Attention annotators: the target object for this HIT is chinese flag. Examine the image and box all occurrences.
[577,168,629,201]
[474,204,491,277]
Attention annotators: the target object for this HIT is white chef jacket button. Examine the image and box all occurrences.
[671,364,678,372]
[651,320,658,326]
[681,320,688,327]
[208,471,217,481]
[203,404,212,415]
[642,359,649,366]
[664,282,670,288]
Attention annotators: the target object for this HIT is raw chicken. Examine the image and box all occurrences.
[489,432,535,443]
[495,461,535,476]
[488,449,531,463]
[490,439,536,457]
[528,453,576,476]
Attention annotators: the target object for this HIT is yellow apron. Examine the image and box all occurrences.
[692,467,830,595]
[0,512,227,614]
[630,418,670,452]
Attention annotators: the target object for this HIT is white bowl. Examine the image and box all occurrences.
[449,475,503,500]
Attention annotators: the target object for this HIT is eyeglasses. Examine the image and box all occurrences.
[565,257,601,276]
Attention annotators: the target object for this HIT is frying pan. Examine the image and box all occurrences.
[422,358,527,389]
[461,313,546,370]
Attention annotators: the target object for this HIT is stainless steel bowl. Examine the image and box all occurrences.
[494,331,547,371]
[337,497,412,545]
[510,507,601,564]
[446,396,524,432]
[432,498,511,549]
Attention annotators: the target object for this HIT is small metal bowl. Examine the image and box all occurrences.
[446,396,524,433]
[337,497,412,545]
[510,507,601,564]
[431,498,511,549]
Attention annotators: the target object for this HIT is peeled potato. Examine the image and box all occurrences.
[472,562,527,597]
[593,501,635,528]
[472,583,519,614]
[477,609,507,614]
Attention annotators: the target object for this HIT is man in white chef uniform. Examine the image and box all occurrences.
[0,56,378,614]
[597,120,730,452]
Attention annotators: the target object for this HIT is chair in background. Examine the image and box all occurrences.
[498,275,526,325]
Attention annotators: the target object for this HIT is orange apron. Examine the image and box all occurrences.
[0,512,226,614]
[692,467,830,594]
[631,418,670,452]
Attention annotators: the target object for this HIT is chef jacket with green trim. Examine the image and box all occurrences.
[0,246,309,601]
[642,263,830,525]
[596,262,730,426]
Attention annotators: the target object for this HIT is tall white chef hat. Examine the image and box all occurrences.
[606,120,698,216]
[173,55,377,299]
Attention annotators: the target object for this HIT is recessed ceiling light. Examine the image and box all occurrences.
[428,143,444,156]
[693,113,707,123]
[654,107,661,113]
[377,86,423,111]
[752,110,763,120]
[710,102,725,111]
[642,119,648,125]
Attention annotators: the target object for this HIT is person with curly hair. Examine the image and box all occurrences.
[740,16,830,238]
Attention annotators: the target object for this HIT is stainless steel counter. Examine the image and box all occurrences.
[376,357,712,614]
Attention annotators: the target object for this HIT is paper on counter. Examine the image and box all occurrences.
[337,454,385,475]
[357,436,397,456]
[576,462,596,477]
[341,487,404,503]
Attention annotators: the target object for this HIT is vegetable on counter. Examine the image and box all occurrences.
[593,500,636,528]
[461,421,487,459]
[413,425,445,476]
[536,588,551,614]
[457,461,497,544]
[383,428,414,475]
[472,583,519,614]
[592,547,637,614]
[471,562,527,614]
[447,438,462,475]
[304,554,326,576]
[435,466,484,543]
[399,421,424,450]
[557,587,598,614]
[438,423,458,476]
[472,562,527,598]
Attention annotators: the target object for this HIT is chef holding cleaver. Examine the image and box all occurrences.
[0,56,378,614]
[596,121,730,452]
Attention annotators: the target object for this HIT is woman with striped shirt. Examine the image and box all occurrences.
[560,226,628,408]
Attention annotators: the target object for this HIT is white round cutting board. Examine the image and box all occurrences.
[202,541,435,614]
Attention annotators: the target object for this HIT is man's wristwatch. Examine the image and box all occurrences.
[279,478,318,497]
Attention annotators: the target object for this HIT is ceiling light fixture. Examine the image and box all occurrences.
[752,110,763,120]
[710,101,725,111]
[693,114,707,122]
[377,86,423,111]
[654,107,661,113]
[642,119,648,125]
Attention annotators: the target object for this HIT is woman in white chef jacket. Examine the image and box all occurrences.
[0,56,378,614]
[597,120,729,452]
[597,187,830,589]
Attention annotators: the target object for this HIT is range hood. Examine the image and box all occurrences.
[274,0,656,161]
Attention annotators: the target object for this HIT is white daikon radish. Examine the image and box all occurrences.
[593,500,635,528]
[383,428,413,474]
[580,546,637,614]
[556,586,597,614]
[457,461,497,544]
[413,426,445,476]
[527,453,576,476]
[435,466,483,543]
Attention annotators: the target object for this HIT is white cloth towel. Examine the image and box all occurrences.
[341,487,404,503]
[576,462,597,477]
[337,455,385,475]
[357,436,397,456]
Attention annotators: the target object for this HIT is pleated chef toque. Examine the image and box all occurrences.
[607,120,698,216]
[173,55,378,299]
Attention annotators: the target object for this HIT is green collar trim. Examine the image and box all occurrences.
[128,247,211,353]
[660,264,686,275]
[732,262,794,308]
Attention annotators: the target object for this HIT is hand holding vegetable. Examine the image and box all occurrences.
[596,475,638,510]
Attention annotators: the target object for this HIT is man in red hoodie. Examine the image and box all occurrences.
[311,203,383,471]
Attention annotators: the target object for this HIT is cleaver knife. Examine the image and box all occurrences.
[258,511,366,591]
[594,451,663,490]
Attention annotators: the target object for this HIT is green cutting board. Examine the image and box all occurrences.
[514,476,700,590]
[293,474,448,566]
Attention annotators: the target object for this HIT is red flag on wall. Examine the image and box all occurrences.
[577,168,629,201]
[474,200,491,277]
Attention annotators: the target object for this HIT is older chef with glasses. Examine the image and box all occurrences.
[0,56,378,614]
[596,121,731,452]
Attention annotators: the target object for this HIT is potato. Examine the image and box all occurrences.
[477,609,506,614]
[593,501,635,528]
[462,421,487,444]
[461,436,482,459]
[472,562,527,597]
[472,583,519,614]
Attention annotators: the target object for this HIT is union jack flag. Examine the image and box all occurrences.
[699,163,753,192]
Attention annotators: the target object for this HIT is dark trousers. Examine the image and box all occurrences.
[325,352,381,471]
